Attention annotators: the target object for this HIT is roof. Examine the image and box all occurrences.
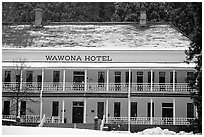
[2,22,191,50]
[3,62,195,69]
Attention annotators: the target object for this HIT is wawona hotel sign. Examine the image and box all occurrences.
[45,55,113,62]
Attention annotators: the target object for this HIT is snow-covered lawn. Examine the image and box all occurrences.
[2,126,198,135]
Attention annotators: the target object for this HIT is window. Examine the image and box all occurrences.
[53,71,60,83]
[147,102,154,117]
[162,103,173,117]
[98,72,105,86]
[114,102,120,117]
[52,101,59,116]
[3,101,10,115]
[187,103,194,118]
[20,101,26,115]
[131,102,137,117]
[159,72,166,91]
[148,72,155,84]
[5,71,11,82]
[137,71,143,91]
[115,71,121,91]
[26,71,33,83]
[186,72,194,82]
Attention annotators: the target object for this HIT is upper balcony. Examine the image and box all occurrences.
[2,82,195,93]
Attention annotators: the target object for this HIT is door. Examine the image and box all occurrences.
[4,71,11,88]
[115,71,121,91]
[98,72,105,88]
[97,102,104,119]
[37,75,42,90]
[162,103,173,124]
[20,101,26,115]
[114,102,120,117]
[53,71,60,90]
[159,72,166,91]
[131,102,137,117]
[72,102,84,123]
[52,101,59,116]
[3,101,10,115]
[73,71,85,90]
[137,72,143,91]
[147,102,154,118]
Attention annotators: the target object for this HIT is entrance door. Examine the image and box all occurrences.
[73,71,85,90]
[72,102,84,123]
[97,102,104,119]
[115,71,121,91]
[159,72,166,91]
[162,103,173,124]
[131,102,137,117]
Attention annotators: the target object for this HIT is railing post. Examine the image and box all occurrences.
[40,68,44,120]
[173,70,175,91]
[151,69,153,92]
[150,98,153,125]
[173,99,176,125]
[85,69,87,91]
[52,116,54,123]
[83,98,87,123]
[62,99,65,123]
[128,68,131,132]
[106,99,109,123]
[63,69,66,91]
[106,69,109,91]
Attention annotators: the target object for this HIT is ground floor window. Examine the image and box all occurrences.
[187,103,194,118]
[114,102,120,117]
[3,101,10,115]
[52,101,59,116]
[20,101,26,115]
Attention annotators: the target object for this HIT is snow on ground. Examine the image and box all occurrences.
[2,126,198,136]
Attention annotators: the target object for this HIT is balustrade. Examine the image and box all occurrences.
[2,82,194,93]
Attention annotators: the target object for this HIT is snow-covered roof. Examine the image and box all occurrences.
[2,22,190,50]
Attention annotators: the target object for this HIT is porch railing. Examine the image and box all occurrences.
[2,82,195,93]
[2,115,62,124]
[106,117,195,125]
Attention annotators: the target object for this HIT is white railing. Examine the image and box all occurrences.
[106,117,195,125]
[20,115,41,123]
[2,115,16,120]
[2,82,194,93]
[45,116,62,124]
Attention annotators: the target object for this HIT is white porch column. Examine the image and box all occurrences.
[63,69,66,91]
[173,70,175,91]
[85,69,87,91]
[173,99,176,125]
[62,99,65,123]
[83,98,87,123]
[106,69,109,91]
[40,68,44,120]
[150,69,153,92]
[150,98,153,125]
[128,68,131,132]
[106,99,109,123]
[20,69,23,91]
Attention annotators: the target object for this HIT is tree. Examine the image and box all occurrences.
[3,59,38,123]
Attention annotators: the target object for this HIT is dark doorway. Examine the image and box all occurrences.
[131,102,137,117]
[53,71,60,90]
[5,71,11,82]
[26,71,33,83]
[147,102,154,117]
[52,101,59,116]
[3,101,10,115]
[162,103,173,124]
[72,102,84,123]
[115,71,121,91]
[187,103,194,118]
[137,72,143,91]
[20,101,26,115]
[73,71,85,90]
[159,72,166,91]
[114,102,120,117]
[97,102,104,119]
[98,72,105,87]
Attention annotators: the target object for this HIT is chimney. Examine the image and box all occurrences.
[34,8,43,27]
[140,5,146,26]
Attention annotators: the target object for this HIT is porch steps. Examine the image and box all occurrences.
[43,123,95,129]
[20,122,40,127]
